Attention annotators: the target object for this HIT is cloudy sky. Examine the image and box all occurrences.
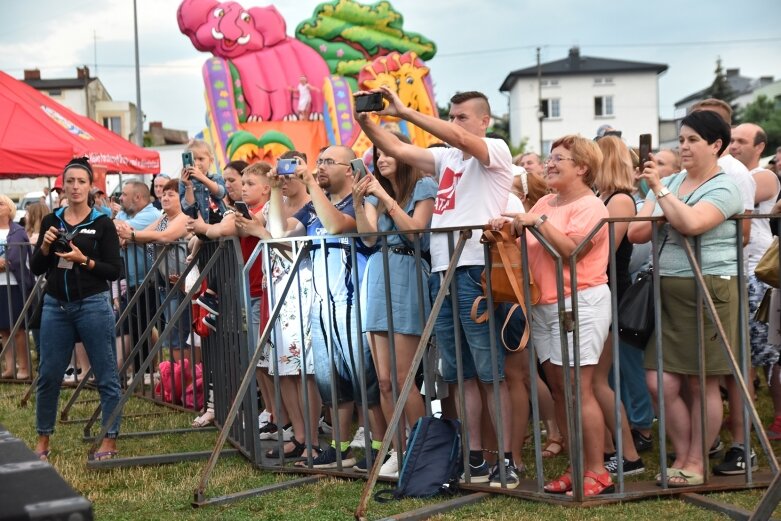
[3,0,779,138]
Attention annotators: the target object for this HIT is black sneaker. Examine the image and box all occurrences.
[311,445,356,469]
[459,460,490,484]
[605,456,646,476]
[489,459,519,489]
[353,449,389,473]
[196,292,220,315]
[631,429,653,453]
[202,313,217,332]
[709,436,725,459]
[714,446,758,476]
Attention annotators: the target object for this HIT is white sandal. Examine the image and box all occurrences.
[192,408,215,428]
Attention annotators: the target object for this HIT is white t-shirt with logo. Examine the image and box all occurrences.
[428,139,513,272]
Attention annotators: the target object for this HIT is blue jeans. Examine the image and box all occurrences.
[36,292,122,437]
[610,340,654,430]
[429,266,506,383]
[311,296,379,407]
[158,286,192,349]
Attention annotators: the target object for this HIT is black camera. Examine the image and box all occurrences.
[52,230,76,254]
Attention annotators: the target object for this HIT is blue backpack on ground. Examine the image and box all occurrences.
[374,414,461,501]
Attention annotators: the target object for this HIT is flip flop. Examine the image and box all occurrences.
[36,449,50,462]
[655,468,682,485]
[667,470,704,487]
[192,409,215,428]
[93,450,119,461]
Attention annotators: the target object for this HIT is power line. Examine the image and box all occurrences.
[435,37,781,58]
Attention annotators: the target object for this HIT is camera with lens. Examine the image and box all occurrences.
[52,230,76,254]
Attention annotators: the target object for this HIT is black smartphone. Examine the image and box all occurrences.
[638,134,652,168]
[234,201,252,219]
[182,151,194,168]
[350,158,368,181]
[354,92,384,113]
[183,204,200,219]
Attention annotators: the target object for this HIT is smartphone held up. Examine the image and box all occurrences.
[182,151,194,169]
[234,201,252,219]
[277,158,298,175]
[350,158,368,181]
[354,92,384,113]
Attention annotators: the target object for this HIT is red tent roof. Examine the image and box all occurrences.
[0,70,160,178]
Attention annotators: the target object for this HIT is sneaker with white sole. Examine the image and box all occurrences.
[258,410,272,430]
[605,455,646,476]
[714,446,758,475]
[350,426,368,449]
[489,459,519,489]
[459,460,490,484]
[259,422,293,441]
[311,446,357,469]
[379,449,401,478]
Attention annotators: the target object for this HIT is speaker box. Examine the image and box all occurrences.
[0,426,93,521]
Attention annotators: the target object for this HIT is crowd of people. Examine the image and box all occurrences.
[1,89,780,496]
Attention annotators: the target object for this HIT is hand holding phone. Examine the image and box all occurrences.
[350,158,368,181]
[234,201,252,220]
[277,158,299,176]
[354,92,384,113]
[182,151,194,169]
[638,134,652,169]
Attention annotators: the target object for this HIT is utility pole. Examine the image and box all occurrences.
[93,31,98,76]
[133,0,143,146]
[536,47,543,155]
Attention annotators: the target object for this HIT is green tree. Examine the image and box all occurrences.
[739,95,781,152]
[706,57,736,103]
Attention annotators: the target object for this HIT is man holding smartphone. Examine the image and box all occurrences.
[354,87,517,488]
[266,145,384,470]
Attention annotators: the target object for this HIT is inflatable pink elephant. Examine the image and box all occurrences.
[177,0,329,121]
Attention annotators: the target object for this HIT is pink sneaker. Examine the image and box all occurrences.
[767,417,781,441]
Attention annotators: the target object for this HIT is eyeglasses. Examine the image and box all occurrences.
[545,154,575,165]
[316,158,349,167]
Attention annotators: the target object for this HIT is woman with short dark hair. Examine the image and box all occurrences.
[628,110,742,487]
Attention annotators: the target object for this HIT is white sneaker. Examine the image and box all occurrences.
[350,426,368,449]
[318,416,333,436]
[379,449,401,478]
[258,410,272,429]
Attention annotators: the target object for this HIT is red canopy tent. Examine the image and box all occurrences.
[0,70,160,186]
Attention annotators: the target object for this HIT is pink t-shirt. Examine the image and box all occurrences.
[526,193,609,304]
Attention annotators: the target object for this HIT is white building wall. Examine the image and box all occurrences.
[509,71,661,154]
[42,89,87,116]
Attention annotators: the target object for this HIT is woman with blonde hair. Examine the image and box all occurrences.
[493,134,614,496]
[25,203,51,245]
[592,135,644,476]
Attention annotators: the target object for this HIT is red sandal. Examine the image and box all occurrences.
[566,470,615,497]
[544,470,572,493]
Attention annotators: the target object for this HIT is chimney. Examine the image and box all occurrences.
[76,66,90,80]
[568,47,580,70]
[726,68,739,77]
[149,121,163,129]
[24,69,40,81]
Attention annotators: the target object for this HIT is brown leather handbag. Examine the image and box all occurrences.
[470,223,541,351]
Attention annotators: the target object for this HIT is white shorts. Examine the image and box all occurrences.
[531,284,612,367]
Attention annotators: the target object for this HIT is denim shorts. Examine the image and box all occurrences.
[429,266,506,384]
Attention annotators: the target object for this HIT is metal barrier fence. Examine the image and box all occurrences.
[3,212,780,518]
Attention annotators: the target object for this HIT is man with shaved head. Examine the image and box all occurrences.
[355,88,517,488]
[717,122,781,474]
[266,144,384,470]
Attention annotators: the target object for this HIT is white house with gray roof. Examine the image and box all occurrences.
[500,47,668,154]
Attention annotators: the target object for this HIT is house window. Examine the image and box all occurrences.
[594,95,614,117]
[541,140,552,155]
[541,79,560,88]
[541,98,560,119]
[47,89,62,96]
[103,116,122,135]
[594,77,614,85]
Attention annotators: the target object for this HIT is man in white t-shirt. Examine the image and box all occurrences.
[355,88,518,488]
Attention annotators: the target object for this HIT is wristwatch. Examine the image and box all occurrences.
[80,257,90,268]
[656,187,671,199]
[533,214,548,230]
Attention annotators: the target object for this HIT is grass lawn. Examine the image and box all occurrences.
[1,381,780,520]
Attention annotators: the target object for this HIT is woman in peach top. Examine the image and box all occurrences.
[492,134,612,496]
